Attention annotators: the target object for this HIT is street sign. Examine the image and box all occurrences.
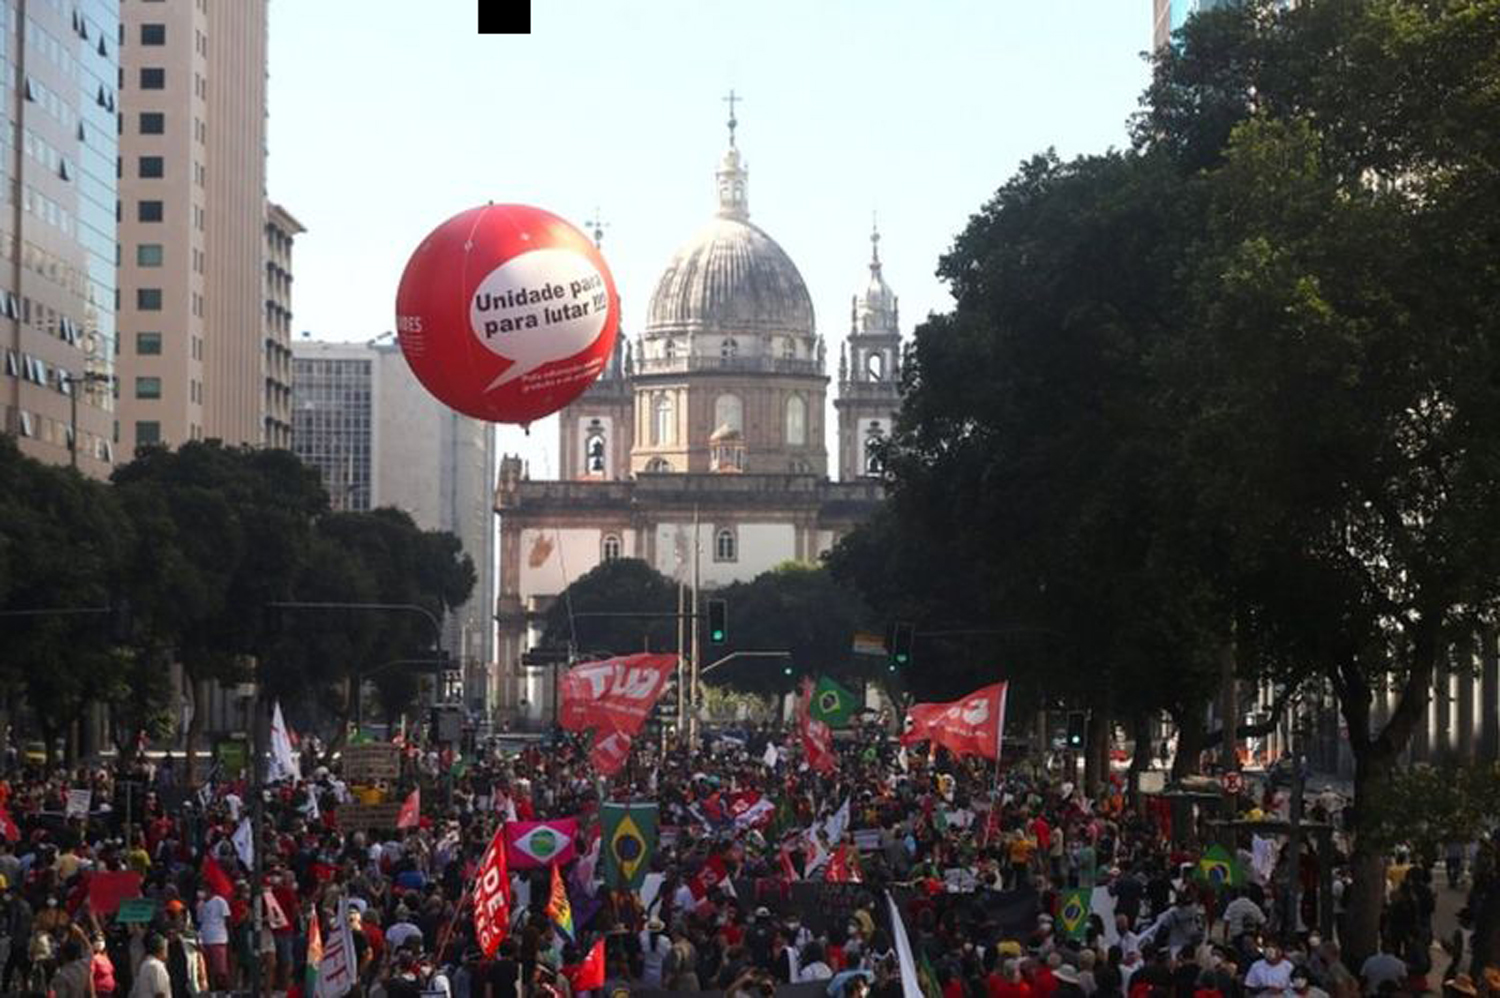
[1221,771,1243,795]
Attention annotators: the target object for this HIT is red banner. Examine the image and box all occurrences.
[87,871,143,916]
[901,682,1009,761]
[797,680,836,773]
[473,826,511,957]
[559,653,678,738]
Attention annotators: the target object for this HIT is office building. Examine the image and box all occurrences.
[292,339,497,703]
[116,0,272,455]
[0,0,120,476]
[263,203,302,449]
[1154,0,1231,49]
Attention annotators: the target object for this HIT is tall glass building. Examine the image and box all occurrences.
[0,0,120,476]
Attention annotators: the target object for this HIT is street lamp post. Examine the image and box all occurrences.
[61,370,111,469]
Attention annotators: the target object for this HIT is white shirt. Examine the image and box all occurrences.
[385,921,424,951]
[1245,958,1294,994]
[130,954,171,998]
[197,894,230,945]
[798,961,833,982]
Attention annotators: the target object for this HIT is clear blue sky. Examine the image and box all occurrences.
[267,0,1154,473]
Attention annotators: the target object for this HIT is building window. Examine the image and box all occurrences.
[137,243,163,267]
[134,377,161,400]
[783,338,797,359]
[138,156,164,178]
[664,338,677,361]
[602,534,622,562]
[138,200,163,222]
[714,527,737,563]
[713,394,743,434]
[136,332,162,355]
[645,457,673,473]
[785,394,807,446]
[140,68,165,89]
[867,351,886,381]
[721,337,738,360]
[136,288,162,310]
[653,393,674,446]
[139,112,165,134]
[140,23,166,45]
[135,421,161,445]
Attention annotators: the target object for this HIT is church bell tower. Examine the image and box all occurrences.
[558,214,634,480]
[835,223,902,481]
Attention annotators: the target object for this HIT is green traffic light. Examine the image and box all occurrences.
[895,653,909,665]
[783,666,793,676]
[712,629,725,642]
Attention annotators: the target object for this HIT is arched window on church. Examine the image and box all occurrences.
[664,338,678,361]
[602,534,622,562]
[721,337,738,361]
[645,457,673,473]
[584,419,606,476]
[782,338,797,359]
[714,527,737,563]
[714,394,743,434]
[864,421,886,476]
[653,394,675,445]
[785,394,807,446]
[867,351,885,382]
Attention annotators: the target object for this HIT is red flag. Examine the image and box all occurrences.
[87,871,143,915]
[563,938,606,992]
[589,730,632,778]
[691,852,730,900]
[396,788,421,829]
[901,682,1009,761]
[559,653,678,738]
[473,826,511,957]
[826,844,861,884]
[797,680,836,773]
[200,854,234,899]
[0,807,18,842]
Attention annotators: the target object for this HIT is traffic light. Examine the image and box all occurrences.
[707,599,728,644]
[1066,710,1086,749]
[889,622,914,667]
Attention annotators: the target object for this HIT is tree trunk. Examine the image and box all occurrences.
[39,716,59,770]
[1171,704,1208,780]
[1084,706,1109,797]
[184,676,204,786]
[1344,745,1395,966]
[1128,711,1154,803]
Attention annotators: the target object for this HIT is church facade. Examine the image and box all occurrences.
[492,114,902,721]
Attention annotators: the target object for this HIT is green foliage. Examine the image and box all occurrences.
[1362,764,1500,859]
[539,557,679,656]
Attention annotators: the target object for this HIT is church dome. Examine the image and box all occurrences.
[644,113,815,348]
[645,217,814,340]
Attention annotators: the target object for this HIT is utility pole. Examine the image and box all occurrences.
[676,581,686,736]
[61,371,110,469]
[689,505,702,753]
[249,693,265,998]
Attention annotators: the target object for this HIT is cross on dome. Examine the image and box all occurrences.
[723,89,741,147]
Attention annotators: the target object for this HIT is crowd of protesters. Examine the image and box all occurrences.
[0,714,1488,998]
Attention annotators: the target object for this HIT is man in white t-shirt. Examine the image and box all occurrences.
[196,889,231,989]
[1245,945,1294,995]
[130,933,171,998]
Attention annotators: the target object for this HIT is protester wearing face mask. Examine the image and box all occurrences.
[90,933,116,998]
[1245,943,1293,995]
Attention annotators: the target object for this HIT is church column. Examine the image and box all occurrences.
[1458,634,1476,762]
[1481,628,1500,762]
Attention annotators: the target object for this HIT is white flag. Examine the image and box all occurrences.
[824,798,851,845]
[65,789,92,818]
[762,742,779,769]
[232,817,254,869]
[317,899,358,998]
[268,701,300,783]
[886,890,923,997]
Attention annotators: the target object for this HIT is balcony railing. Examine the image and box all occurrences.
[634,355,824,377]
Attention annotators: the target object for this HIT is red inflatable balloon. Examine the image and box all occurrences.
[395,204,620,424]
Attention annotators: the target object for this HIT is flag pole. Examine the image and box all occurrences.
[436,877,474,971]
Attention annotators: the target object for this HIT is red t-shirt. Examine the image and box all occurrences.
[1030,967,1058,998]
[988,976,1032,998]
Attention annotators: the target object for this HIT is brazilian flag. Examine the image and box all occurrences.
[1057,888,1091,940]
[601,803,658,891]
[1195,844,1243,890]
[809,676,858,727]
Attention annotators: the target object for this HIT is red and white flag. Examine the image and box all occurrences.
[559,653,678,738]
[396,788,421,829]
[691,852,731,900]
[901,682,1009,761]
[797,680,837,773]
[473,825,512,957]
[729,791,775,829]
[589,730,633,778]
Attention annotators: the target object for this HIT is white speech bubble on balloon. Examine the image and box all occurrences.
[469,248,609,391]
